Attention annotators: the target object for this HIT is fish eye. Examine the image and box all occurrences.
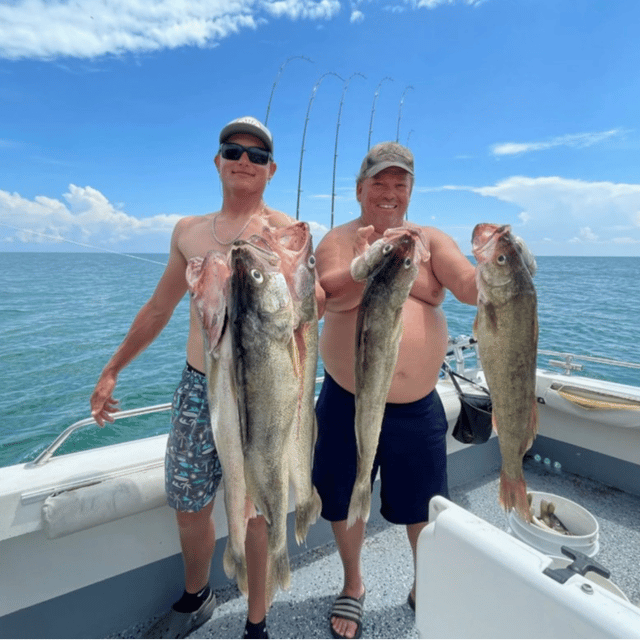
[250,269,263,283]
[497,254,507,265]
[382,244,393,255]
[307,255,316,268]
[403,258,412,269]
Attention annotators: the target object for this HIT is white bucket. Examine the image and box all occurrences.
[547,556,629,601]
[508,491,599,557]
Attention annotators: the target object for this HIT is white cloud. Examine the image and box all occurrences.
[470,176,640,228]
[265,0,341,19]
[415,0,485,7]
[613,237,640,245]
[440,175,640,252]
[0,185,181,247]
[577,226,599,242]
[491,129,625,157]
[0,0,340,60]
[0,0,492,59]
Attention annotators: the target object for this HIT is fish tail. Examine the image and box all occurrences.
[294,490,322,545]
[223,543,248,596]
[274,547,291,591]
[346,481,371,529]
[265,547,291,605]
[499,470,531,522]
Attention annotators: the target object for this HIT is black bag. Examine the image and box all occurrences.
[444,364,493,445]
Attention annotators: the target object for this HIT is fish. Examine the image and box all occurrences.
[347,227,429,528]
[248,222,322,544]
[229,239,299,601]
[472,223,538,523]
[185,251,249,594]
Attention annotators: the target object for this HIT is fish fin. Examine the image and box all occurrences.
[519,401,539,454]
[530,399,539,439]
[485,302,499,333]
[472,313,478,340]
[292,328,306,438]
[499,470,531,522]
[346,482,371,529]
[294,489,322,545]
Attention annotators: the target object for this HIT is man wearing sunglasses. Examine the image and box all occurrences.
[90,116,293,639]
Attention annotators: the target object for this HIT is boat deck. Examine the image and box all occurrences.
[111,457,640,639]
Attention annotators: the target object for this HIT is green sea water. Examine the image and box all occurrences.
[0,252,638,468]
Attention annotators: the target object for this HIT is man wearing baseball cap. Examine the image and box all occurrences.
[91,116,297,639]
[311,141,480,639]
[219,115,274,155]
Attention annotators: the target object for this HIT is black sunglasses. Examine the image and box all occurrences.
[219,142,272,165]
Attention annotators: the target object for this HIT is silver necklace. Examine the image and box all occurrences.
[211,204,265,245]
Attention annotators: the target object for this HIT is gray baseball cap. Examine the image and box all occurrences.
[357,142,414,182]
[219,116,274,154]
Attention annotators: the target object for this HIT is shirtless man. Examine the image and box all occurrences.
[90,117,290,640]
[312,142,478,640]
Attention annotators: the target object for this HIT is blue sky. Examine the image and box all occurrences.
[1,0,639,257]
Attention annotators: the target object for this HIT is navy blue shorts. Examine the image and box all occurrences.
[312,371,449,525]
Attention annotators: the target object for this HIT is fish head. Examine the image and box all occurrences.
[472,223,509,259]
[230,240,293,318]
[382,225,430,263]
[186,251,230,352]
[473,223,534,300]
[368,228,421,289]
[248,222,317,324]
[282,223,317,319]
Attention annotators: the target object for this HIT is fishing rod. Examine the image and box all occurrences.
[368,77,394,150]
[330,72,366,229]
[0,222,167,266]
[295,71,343,220]
[396,85,414,143]
[264,55,314,126]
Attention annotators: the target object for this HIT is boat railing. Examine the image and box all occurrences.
[26,403,173,468]
[28,376,328,468]
[28,340,638,469]
[539,350,640,376]
[445,335,640,379]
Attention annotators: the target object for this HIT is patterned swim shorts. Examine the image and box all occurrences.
[165,363,223,512]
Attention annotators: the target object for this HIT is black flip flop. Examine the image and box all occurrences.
[330,591,366,639]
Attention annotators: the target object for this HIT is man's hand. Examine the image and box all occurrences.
[354,225,375,257]
[90,372,120,427]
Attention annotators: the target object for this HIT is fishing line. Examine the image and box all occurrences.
[0,222,167,266]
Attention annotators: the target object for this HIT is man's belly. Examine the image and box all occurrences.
[319,299,449,404]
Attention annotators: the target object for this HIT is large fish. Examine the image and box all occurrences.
[249,222,322,543]
[229,239,299,601]
[472,223,538,522]
[347,227,429,528]
[185,251,249,593]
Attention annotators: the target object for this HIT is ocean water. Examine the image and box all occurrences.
[0,253,638,469]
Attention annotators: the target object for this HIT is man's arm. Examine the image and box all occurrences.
[427,227,478,306]
[90,219,191,426]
